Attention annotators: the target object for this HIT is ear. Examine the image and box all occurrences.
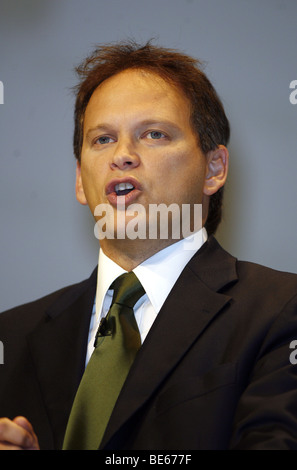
[203,145,229,196]
[75,161,88,205]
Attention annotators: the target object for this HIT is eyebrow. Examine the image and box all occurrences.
[137,119,183,132]
[85,119,183,138]
[85,124,112,138]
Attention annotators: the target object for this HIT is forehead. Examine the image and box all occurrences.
[84,68,192,124]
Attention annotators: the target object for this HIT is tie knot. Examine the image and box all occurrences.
[111,272,145,309]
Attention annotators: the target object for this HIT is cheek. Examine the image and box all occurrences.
[146,156,204,205]
[176,163,207,203]
[81,164,106,203]
[163,149,206,185]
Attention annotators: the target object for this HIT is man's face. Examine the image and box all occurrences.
[76,68,226,241]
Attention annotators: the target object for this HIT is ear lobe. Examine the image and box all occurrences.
[203,145,229,196]
[75,161,88,205]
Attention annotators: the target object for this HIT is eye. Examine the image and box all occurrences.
[95,135,115,145]
[146,131,167,140]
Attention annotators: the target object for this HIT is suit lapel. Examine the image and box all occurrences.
[101,237,238,448]
[26,268,97,448]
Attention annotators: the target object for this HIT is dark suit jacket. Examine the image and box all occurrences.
[1,237,297,450]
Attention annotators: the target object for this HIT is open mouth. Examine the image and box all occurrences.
[106,178,142,207]
[114,182,135,196]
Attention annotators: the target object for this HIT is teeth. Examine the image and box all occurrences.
[115,182,134,192]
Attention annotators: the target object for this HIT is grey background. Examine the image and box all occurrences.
[0,0,296,312]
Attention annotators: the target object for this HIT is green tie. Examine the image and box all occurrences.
[62,272,145,450]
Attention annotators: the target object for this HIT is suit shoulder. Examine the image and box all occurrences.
[235,259,297,301]
[0,271,96,330]
[237,259,297,283]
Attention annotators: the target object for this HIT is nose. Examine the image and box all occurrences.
[110,138,140,171]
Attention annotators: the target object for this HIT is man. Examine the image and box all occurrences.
[0,41,297,450]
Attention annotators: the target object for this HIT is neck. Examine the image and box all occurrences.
[99,238,179,271]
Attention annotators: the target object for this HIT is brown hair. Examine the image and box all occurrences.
[73,40,230,235]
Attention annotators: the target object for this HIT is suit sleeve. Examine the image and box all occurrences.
[230,292,297,449]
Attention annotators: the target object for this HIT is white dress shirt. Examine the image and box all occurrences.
[86,228,207,364]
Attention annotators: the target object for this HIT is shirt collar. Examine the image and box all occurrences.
[95,227,207,319]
